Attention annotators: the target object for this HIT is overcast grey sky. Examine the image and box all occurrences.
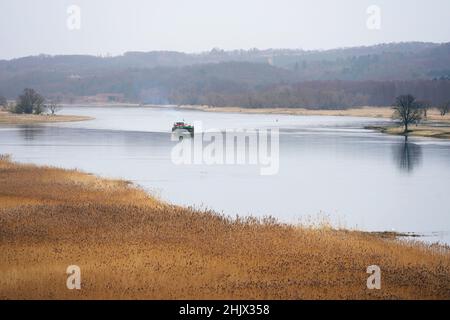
[1,0,449,60]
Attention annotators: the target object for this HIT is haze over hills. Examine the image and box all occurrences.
[1,42,450,108]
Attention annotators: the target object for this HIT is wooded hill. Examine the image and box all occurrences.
[1,42,449,108]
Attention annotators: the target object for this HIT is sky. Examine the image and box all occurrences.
[1,0,450,60]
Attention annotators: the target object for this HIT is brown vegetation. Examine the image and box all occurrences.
[180,105,450,140]
[369,125,450,140]
[0,111,92,124]
[0,156,449,299]
[179,105,450,120]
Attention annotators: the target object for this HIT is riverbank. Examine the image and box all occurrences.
[0,111,93,124]
[367,124,450,139]
[178,105,397,118]
[0,155,449,299]
[179,104,450,121]
[178,105,450,139]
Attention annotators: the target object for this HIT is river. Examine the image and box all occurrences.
[1,105,449,244]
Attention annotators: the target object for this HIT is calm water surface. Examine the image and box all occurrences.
[1,106,449,244]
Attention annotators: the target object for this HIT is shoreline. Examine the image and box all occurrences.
[177,104,450,122]
[1,155,449,299]
[177,105,396,118]
[366,124,450,140]
[0,111,93,125]
[176,105,450,140]
[3,104,450,140]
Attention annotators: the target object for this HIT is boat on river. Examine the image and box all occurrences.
[172,121,194,134]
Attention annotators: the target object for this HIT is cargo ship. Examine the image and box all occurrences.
[172,121,194,134]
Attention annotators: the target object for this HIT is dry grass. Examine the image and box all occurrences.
[177,105,450,140]
[0,111,92,124]
[0,157,449,300]
[179,105,450,121]
[376,125,450,139]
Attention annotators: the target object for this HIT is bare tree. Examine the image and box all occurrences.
[48,102,61,115]
[439,102,449,116]
[416,99,431,119]
[14,88,46,114]
[392,95,422,134]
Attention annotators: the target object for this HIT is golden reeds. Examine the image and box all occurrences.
[0,157,449,299]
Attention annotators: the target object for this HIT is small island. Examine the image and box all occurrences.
[0,89,92,124]
[366,95,450,139]
[0,111,92,124]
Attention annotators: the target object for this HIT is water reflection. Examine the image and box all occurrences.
[171,131,194,141]
[393,136,423,173]
[17,125,45,141]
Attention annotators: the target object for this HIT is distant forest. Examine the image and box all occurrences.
[1,42,450,109]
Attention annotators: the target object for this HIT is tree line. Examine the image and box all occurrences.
[0,89,61,115]
[167,79,450,110]
[4,88,448,136]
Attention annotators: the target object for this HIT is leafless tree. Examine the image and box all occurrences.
[392,95,422,134]
[14,88,46,114]
[439,102,449,116]
[48,103,61,115]
[416,100,431,119]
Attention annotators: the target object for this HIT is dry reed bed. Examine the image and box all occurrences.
[0,156,449,299]
[179,105,450,121]
[0,111,92,124]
